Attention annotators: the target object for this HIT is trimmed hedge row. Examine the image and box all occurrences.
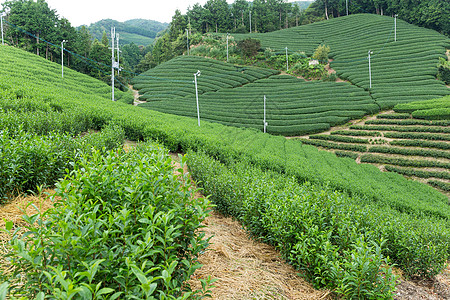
[298,138,368,152]
[369,146,450,160]
[377,113,411,119]
[390,139,450,150]
[385,165,450,180]
[331,130,381,137]
[309,134,370,144]
[428,180,450,192]
[335,151,359,159]
[366,119,450,126]
[188,151,450,286]
[383,132,450,141]
[351,125,450,134]
[0,124,125,202]
[360,154,450,170]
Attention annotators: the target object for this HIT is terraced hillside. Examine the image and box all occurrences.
[0,45,133,106]
[234,14,450,108]
[132,55,279,101]
[297,105,450,195]
[2,45,450,297]
[139,74,378,135]
[134,14,449,136]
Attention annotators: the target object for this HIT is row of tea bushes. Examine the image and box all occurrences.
[0,124,125,202]
[187,151,450,295]
[1,145,212,299]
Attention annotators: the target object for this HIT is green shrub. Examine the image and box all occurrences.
[237,38,261,58]
[1,145,212,299]
[428,180,450,192]
[312,44,330,63]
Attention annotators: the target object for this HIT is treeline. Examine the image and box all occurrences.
[306,0,450,37]
[1,0,153,86]
[185,0,308,34]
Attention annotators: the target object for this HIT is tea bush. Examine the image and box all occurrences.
[187,151,450,291]
[1,145,212,299]
[0,124,125,202]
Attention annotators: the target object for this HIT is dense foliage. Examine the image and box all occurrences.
[1,145,212,299]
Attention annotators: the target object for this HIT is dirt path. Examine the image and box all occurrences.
[129,85,147,106]
[170,153,330,299]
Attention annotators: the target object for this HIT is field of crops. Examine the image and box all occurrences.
[139,74,378,135]
[132,55,279,101]
[234,14,450,109]
[395,95,450,120]
[1,45,450,298]
[297,108,450,194]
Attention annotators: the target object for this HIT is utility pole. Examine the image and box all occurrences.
[263,95,268,133]
[226,32,229,62]
[285,47,289,71]
[1,13,4,45]
[368,50,373,89]
[111,27,115,101]
[116,33,121,74]
[346,0,348,16]
[61,40,67,78]
[194,70,201,127]
[394,14,398,42]
[249,10,252,33]
[186,29,189,55]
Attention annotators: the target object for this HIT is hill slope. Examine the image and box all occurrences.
[234,14,450,108]
[80,19,168,46]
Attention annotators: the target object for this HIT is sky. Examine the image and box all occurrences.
[0,0,234,27]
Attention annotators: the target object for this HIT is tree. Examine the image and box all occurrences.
[101,31,109,46]
[237,38,261,58]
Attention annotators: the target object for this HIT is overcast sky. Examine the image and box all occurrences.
[0,1,233,27]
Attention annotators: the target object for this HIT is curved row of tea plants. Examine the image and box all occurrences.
[187,151,449,293]
[394,95,450,120]
[131,55,279,101]
[138,75,378,136]
[233,14,450,109]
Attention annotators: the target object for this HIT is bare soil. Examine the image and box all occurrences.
[129,84,147,106]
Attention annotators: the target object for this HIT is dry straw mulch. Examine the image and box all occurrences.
[187,210,330,300]
[0,190,56,275]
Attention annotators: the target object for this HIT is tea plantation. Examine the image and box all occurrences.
[1,33,450,298]
[135,14,449,136]
[235,14,450,109]
[138,74,378,135]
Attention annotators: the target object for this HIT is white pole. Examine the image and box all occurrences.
[286,47,289,71]
[394,14,398,42]
[111,27,115,101]
[1,14,4,46]
[346,0,348,16]
[368,50,373,89]
[226,33,229,62]
[249,10,252,33]
[117,33,120,74]
[263,95,267,133]
[186,29,189,55]
[194,70,201,127]
[61,40,66,78]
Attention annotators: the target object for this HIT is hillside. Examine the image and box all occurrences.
[80,18,169,46]
[233,14,450,108]
[1,44,450,298]
[133,14,449,136]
